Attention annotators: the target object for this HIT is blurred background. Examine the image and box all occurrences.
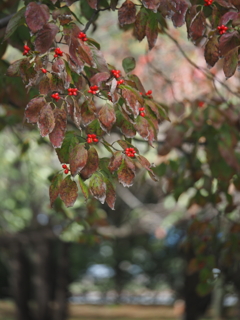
[1,1,240,320]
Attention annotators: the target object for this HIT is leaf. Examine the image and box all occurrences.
[69,143,88,177]
[171,0,188,28]
[49,173,63,207]
[52,6,72,25]
[25,97,46,124]
[86,119,105,137]
[146,11,158,50]
[219,31,240,57]
[25,2,50,33]
[118,0,136,26]
[204,35,219,68]
[81,100,96,126]
[6,59,23,77]
[122,57,136,73]
[49,108,67,148]
[35,23,59,54]
[87,0,98,9]
[4,6,26,41]
[117,159,135,187]
[78,176,89,200]
[39,76,51,94]
[108,151,123,172]
[220,12,238,26]
[89,173,107,204]
[122,86,144,118]
[56,131,78,164]
[116,111,136,137]
[90,72,110,86]
[133,7,148,41]
[38,104,55,137]
[223,47,238,79]
[105,178,116,210]
[59,175,78,207]
[134,116,150,140]
[98,104,116,131]
[128,74,146,93]
[50,74,65,93]
[80,147,99,179]
[142,0,161,12]
[137,155,158,181]
[186,6,206,42]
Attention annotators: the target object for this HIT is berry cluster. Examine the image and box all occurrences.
[204,0,213,5]
[218,25,228,35]
[51,93,60,101]
[41,68,47,74]
[140,90,153,98]
[88,85,99,94]
[23,45,30,56]
[198,101,204,108]
[78,32,88,41]
[117,79,124,85]
[68,88,78,96]
[125,147,136,158]
[86,134,99,143]
[62,164,69,174]
[139,107,145,117]
[111,70,121,78]
[54,48,63,58]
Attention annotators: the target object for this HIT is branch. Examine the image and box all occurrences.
[82,7,111,33]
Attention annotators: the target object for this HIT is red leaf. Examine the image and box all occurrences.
[146,12,158,50]
[64,24,84,70]
[105,179,116,210]
[186,6,206,42]
[35,23,59,54]
[122,87,144,118]
[204,35,219,68]
[87,0,98,9]
[219,31,240,57]
[117,160,135,187]
[134,8,148,41]
[223,47,238,79]
[81,101,96,126]
[90,72,110,86]
[25,2,50,33]
[220,12,238,25]
[25,97,46,124]
[69,143,88,177]
[38,104,55,137]
[49,173,63,207]
[59,175,78,207]
[89,173,107,204]
[142,0,161,12]
[49,108,67,148]
[39,76,51,95]
[134,116,150,140]
[80,147,99,179]
[171,0,188,28]
[118,0,137,26]
[108,151,123,172]
[98,104,116,131]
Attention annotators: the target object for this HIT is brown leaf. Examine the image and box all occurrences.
[39,76,51,95]
[204,35,219,68]
[25,97,46,124]
[122,87,143,118]
[35,23,59,54]
[134,116,150,140]
[25,2,50,33]
[81,147,99,179]
[64,24,84,70]
[223,47,238,78]
[69,143,88,177]
[98,104,116,131]
[49,173,63,207]
[117,160,135,187]
[89,173,107,204]
[186,6,206,42]
[134,8,148,41]
[105,179,116,210]
[49,108,67,148]
[90,72,110,86]
[38,104,55,137]
[219,31,240,57]
[52,7,72,25]
[142,0,161,12]
[59,175,78,207]
[171,0,188,28]
[6,59,22,77]
[118,0,136,26]
[50,74,65,93]
[109,151,123,172]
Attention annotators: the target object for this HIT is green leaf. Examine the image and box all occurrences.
[146,11,158,50]
[4,6,26,41]
[59,175,78,208]
[56,131,78,164]
[122,57,136,73]
[134,7,148,41]
[78,176,89,200]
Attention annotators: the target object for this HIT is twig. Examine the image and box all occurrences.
[82,7,111,34]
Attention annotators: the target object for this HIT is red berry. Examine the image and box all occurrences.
[64,169,69,174]
[93,138,98,142]
[62,164,67,169]
[41,68,47,73]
